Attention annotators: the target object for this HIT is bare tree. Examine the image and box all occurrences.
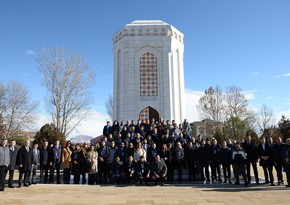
[1,81,38,138]
[197,85,224,122]
[105,94,113,121]
[0,82,6,133]
[37,47,95,137]
[257,104,274,131]
[224,86,248,118]
[223,86,256,139]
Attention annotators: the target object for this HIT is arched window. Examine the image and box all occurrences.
[139,52,158,96]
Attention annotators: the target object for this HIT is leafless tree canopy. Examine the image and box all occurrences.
[224,86,256,125]
[197,85,224,122]
[37,47,95,137]
[257,104,274,131]
[0,81,38,138]
[105,94,113,121]
[0,82,6,131]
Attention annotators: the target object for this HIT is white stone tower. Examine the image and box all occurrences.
[113,20,185,123]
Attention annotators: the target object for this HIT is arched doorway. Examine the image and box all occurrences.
[139,107,159,122]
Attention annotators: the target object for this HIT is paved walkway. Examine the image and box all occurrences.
[1,183,290,205]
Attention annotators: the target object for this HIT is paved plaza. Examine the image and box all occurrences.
[0,183,290,205]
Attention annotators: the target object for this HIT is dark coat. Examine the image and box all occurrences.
[40,147,49,166]
[103,125,112,137]
[219,147,232,165]
[124,161,137,176]
[209,144,220,163]
[136,160,151,176]
[71,150,86,174]
[243,141,258,162]
[9,146,19,170]
[48,146,62,164]
[147,147,158,164]
[184,146,198,163]
[273,143,285,164]
[17,146,33,172]
[198,145,210,166]
[257,143,272,166]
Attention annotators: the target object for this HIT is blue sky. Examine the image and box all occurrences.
[1,0,290,137]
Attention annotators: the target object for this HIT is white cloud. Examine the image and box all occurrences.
[272,73,290,78]
[266,96,273,100]
[250,71,260,77]
[25,49,36,56]
[242,90,257,100]
[34,111,109,138]
[32,114,50,132]
[273,109,290,124]
[184,88,258,122]
[184,88,203,123]
[70,111,109,137]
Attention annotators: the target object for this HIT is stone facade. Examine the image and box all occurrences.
[190,119,223,138]
[113,20,185,123]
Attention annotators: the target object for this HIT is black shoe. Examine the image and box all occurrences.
[8,185,15,188]
[0,188,4,191]
[245,183,248,186]
[24,183,29,187]
[228,180,232,184]
[161,183,164,186]
[270,183,275,186]
[234,182,240,185]
[18,184,22,188]
[218,178,222,182]
[223,180,227,183]
[286,185,290,187]
[32,182,37,184]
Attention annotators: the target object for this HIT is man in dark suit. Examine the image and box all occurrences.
[17,140,33,187]
[209,139,222,182]
[124,155,136,184]
[198,139,210,182]
[184,141,198,181]
[48,140,62,184]
[39,141,49,183]
[257,137,274,186]
[273,137,285,185]
[282,138,290,187]
[136,156,150,185]
[103,121,112,138]
[7,140,19,188]
[243,135,259,184]
[151,154,167,185]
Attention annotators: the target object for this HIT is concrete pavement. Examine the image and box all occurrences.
[0,183,290,205]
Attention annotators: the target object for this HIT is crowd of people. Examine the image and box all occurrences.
[1,118,290,192]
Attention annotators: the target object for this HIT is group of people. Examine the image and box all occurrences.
[0,118,290,192]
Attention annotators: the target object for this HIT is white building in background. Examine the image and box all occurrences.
[113,20,185,123]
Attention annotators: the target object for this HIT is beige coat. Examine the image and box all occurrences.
[86,151,98,174]
[61,147,72,169]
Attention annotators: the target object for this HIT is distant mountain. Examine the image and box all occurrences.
[69,135,93,144]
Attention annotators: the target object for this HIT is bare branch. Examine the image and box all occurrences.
[37,47,95,138]
[1,81,38,138]
[105,94,113,121]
